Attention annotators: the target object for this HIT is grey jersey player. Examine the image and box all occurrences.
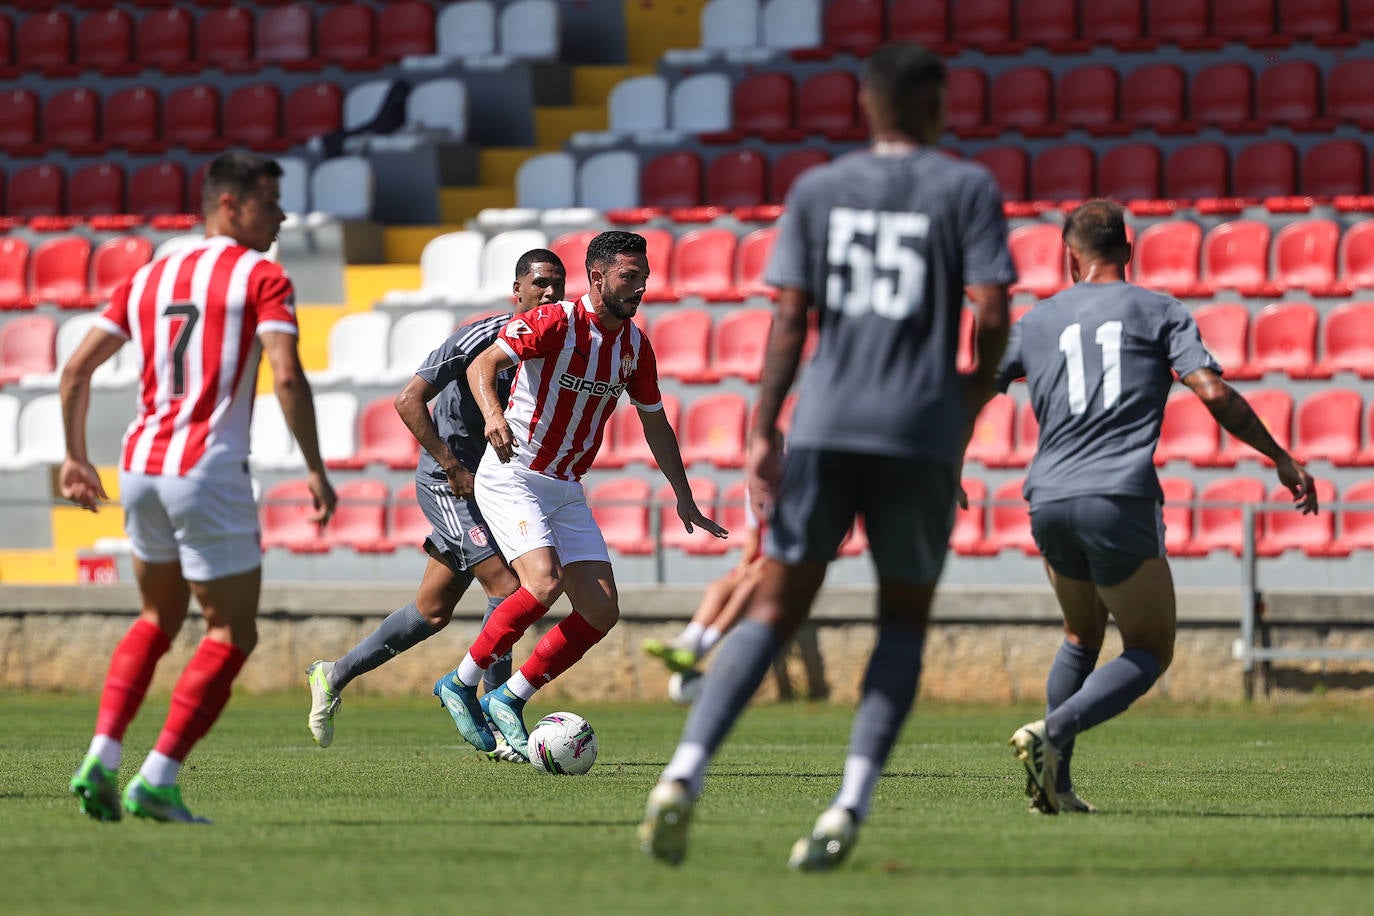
[641,42,1015,872]
[1000,201,1317,815]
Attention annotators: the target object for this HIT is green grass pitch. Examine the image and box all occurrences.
[3,691,1373,915]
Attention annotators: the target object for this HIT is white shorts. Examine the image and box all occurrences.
[120,469,262,582]
[474,455,610,566]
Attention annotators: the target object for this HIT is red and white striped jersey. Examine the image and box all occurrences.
[95,236,298,477]
[493,295,661,481]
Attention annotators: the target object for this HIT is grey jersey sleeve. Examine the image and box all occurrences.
[1161,300,1223,379]
[994,319,1025,393]
[960,171,1018,287]
[763,180,812,290]
[414,321,500,390]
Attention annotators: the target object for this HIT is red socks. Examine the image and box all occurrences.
[519,612,607,686]
[95,619,171,741]
[469,587,549,668]
[154,638,246,762]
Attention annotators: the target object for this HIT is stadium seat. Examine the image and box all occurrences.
[500,0,560,59]
[313,310,392,385]
[837,516,869,558]
[1302,140,1368,199]
[578,151,638,211]
[1250,302,1319,379]
[679,392,747,468]
[67,163,123,218]
[1273,219,1339,293]
[224,83,283,150]
[950,477,995,555]
[1031,145,1094,203]
[1099,144,1161,202]
[718,478,750,537]
[697,0,760,51]
[18,10,74,76]
[516,153,576,210]
[1234,141,1298,200]
[822,0,882,55]
[21,312,132,390]
[1213,0,1280,44]
[1082,0,1144,47]
[76,8,133,74]
[730,72,793,138]
[163,85,222,152]
[990,66,1053,134]
[5,393,64,468]
[319,2,378,69]
[1155,392,1220,467]
[1147,0,1213,46]
[1193,476,1265,556]
[711,308,771,382]
[974,147,1028,202]
[310,156,373,220]
[102,87,160,154]
[431,0,496,60]
[475,229,546,303]
[796,70,860,139]
[316,391,360,471]
[28,235,90,309]
[1121,64,1185,130]
[608,75,668,135]
[1256,61,1320,129]
[1217,389,1292,465]
[249,394,305,471]
[381,483,428,552]
[1294,389,1363,465]
[256,4,313,66]
[612,394,680,468]
[383,309,454,383]
[1189,63,1254,130]
[9,163,63,221]
[260,480,329,553]
[197,7,254,72]
[86,236,152,307]
[1011,399,1040,466]
[1132,220,1202,296]
[770,149,829,203]
[1259,479,1339,557]
[378,0,435,58]
[707,150,766,210]
[1008,223,1065,297]
[1333,479,1374,552]
[760,0,822,50]
[126,161,186,218]
[285,83,344,145]
[963,394,1015,467]
[353,394,420,470]
[1325,60,1374,126]
[641,228,675,301]
[342,78,392,132]
[1340,220,1374,289]
[651,309,714,383]
[0,238,30,311]
[1201,221,1274,296]
[1192,302,1256,380]
[987,478,1036,555]
[889,0,948,48]
[0,314,57,386]
[550,229,596,300]
[1316,301,1374,378]
[671,228,736,301]
[733,226,777,299]
[1164,142,1230,202]
[406,77,467,140]
[1279,0,1346,42]
[671,73,732,134]
[0,88,39,155]
[1159,477,1201,556]
[43,87,100,155]
[137,7,194,73]
[953,0,1014,52]
[945,68,989,138]
[657,478,729,555]
[589,478,654,555]
[322,477,389,552]
[1056,66,1121,134]
[642,152,703,210]
[1020,0,1080,51]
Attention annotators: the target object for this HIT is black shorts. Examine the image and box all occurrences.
[764,448,957,584]
[1029,495,1165,587]
[414,479,502,575]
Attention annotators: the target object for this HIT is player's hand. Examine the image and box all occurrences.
[59,458,107,512]
[445,463,475,500]
[677,499,728,539]
[745,433,783,521]
[307,470,337,526]
[485,416,516,463]
[1275,454,1318,515]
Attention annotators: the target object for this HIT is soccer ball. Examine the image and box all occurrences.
[668,670,704,706]
[527,712,597,775]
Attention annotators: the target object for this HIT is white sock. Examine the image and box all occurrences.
[831,754,880,821]
[676,622,706,653]
[506,670,537,701]
[661,741,709,797]
[698,626,725,655]
[456,653,484,687]
[89,734,121,771]
[139,750,182,788]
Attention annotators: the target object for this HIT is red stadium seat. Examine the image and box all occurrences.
[824,0,883,56]
[1099,144,1161,201]
[1155,392,1220,467]
[1303,140,1368,199]
[590,410,622,470]
[641,228,674,301]
[733,226,777,299]
[1147,0,1214,46]
[987,478,1036,555]
[0,14,12,77]
[1201,220,1274,296]
[974,147,1028,202]
[260,480,329,553]
[1019,0,1080,50]
[68,163,124,218]
[9,163,64,220]
[28,235,90,309]
[770,149,829,203]
[1056,66,1121,134]
[323,478,390,552]
[163,85,223,152]
[0,238,30,311]
[650,310,714,383]
[838,516,869,557]
[796,70,859,138]
[102,87,160,154]
[319,2,379,69]
[945,67,989,138]
[1121,64,1185,130]
[1255,61,1320,129]
[1259,479,1339,557]
[224,83,284,150]
[679,392,747,468]
[348,395,420,470]
[889,0,949,48]
[128,162,186,216]
[1236,140,1297,199]
[711,308,771,382]
[1251,302,1319,380]
[18,10,74,75]
[1294,389,1363,465]
[671,228,736,301]
[1212,0,1279,44]
[197,8,255,72]
[76,8,133,74]
[612,394,680,468]
[1345,0,1374,36]
[1333,479,1374,552]
[1164,143,1230,202]
[1008,223,1065,297]
[1082,0,1145,48]
[657,478,729,555]
[0,314,56,385]
[1317,302,1374,378]
[1273,219,1339,292]
[719,478,749,536]
[284,82,343,145]
[589,478,654,555]
[1031,145,1094,203]
[1012,399,1040,466]
[642,152,703,210]
[1341,220,1374,290]
[1193,302,1257,380]
[1280,0,1344,40]
[731,73,793,138]
[1132,220,1202,296]
[1189,63,1254,130]
[378,1,435,58]
[0,88,39,155]
[256,4,314,66]
[382,483,427,552]
[1326,60,1374,126]
[1194,476,1265,555]
[964,394,1015,467]
[86,235,153,307]
[707,150,766,210]
[953,0,1015,52]
[1159,477,1201,556]
[1218,389,1293,465]
[991,66,1053,135]
[137,7,194,73]
[549,229,596,301]
[44,87,100,155]
[951,477,995,555]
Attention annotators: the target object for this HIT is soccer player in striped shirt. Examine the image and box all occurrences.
[63,151,337,823]
[305,249,567,762]
[434,230,728,758]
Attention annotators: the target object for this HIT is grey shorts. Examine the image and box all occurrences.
[413,478,502,574]
[764,448,957,584]
[1030,495,1165,587]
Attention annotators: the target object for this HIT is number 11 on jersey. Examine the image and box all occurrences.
[1059,320,1122,415]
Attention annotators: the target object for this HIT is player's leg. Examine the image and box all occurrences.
[644,566,745,673]
[467,553,522,761]
[1039,562,1107,811]
[700,561,763,656]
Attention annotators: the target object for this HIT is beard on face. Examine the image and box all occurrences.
[602,286,641,321]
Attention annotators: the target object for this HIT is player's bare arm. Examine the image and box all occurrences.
[639,407,728,539]
[395,374,474,499]
[58,327,125,511]
[963,282,1012,415]
[466,344,518,462]
[263,330,337,524]
[1182,366,1318,514]
[746,286,810,519]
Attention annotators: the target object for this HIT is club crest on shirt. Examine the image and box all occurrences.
[620,353,636,379]
[517,520,529,538]
[468,525,489,548]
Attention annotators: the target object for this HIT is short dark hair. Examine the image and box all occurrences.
[862,42,946,120]
[585,230,648,273]
[515,248,565,279]
[1062,199,1130,262]
[202,151,283,213]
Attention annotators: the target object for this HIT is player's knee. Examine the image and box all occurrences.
[578,601,619,632]
[414,599,453,630]
[477,565,520,599]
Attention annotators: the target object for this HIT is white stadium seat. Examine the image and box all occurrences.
[385,308,456,382]
[516,152,577,209]
[249,394,303,471]
[343,80,393,132]
[384,231,484,307]
[310,157,374,221]
[761,0,822,50]
[608,75,669,135]
[406,78,468,140]
[435,1,497,59]
[20,314,129,391]
[0,394,19,467]
[578,151,640,211]
[500,0,560,60]
[314,391,359,467]
[310,310,392,385]
[703,0,760,50]
[670,73,732,133]
[478,229,549,303]
[5,394,66,469]
[277,156,309,216]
